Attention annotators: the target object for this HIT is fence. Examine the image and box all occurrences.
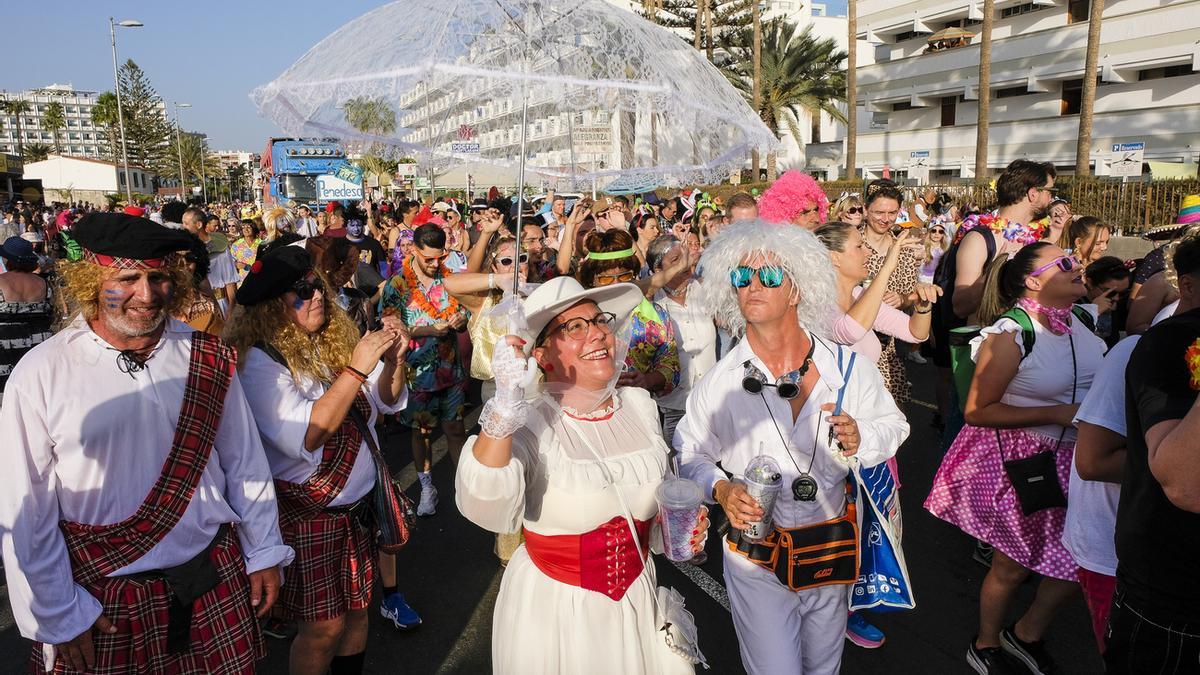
[817,178,1200,236]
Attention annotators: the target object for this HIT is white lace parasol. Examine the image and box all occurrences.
[250,0,777,188]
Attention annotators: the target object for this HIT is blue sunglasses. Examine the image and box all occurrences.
[730,265,786,289]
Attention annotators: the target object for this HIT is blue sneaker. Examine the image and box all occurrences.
[380,593,422,630]
[845,611,886,648]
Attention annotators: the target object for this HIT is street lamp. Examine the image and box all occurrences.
[109,18,142,204]
[174,102,191,203]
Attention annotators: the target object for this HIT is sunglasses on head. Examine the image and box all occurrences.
[1029,255,1081,277]
[730,265,785,289]
[595,270,636,286]
[291,276,326,301]
[496,253,529,267]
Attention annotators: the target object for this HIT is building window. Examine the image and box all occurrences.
[1067,0,1090,23]
[941,96,958,126]
[119,173,126,186]
[1001,2,1048,18]
[1139,64,1194,81]
[893,100,914,111]
[994,86,1028,99]
[893,30,922,42]
[1061,79,1083,115]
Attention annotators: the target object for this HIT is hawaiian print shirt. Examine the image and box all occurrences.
[380,274,467,393]
[625,298,681,397]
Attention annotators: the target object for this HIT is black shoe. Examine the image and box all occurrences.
[1000,626,1058,674]
[967,641,1021,675]
[973,540,994,568]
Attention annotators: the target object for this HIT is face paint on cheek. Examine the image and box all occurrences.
[292,296,306,311]
[102,289,123,310]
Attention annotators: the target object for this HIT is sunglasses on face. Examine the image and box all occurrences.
[931,228,945,234]
[495,253,529,267]
[546,311,617,342]
[291,276,326,301]
[730,265,785,289]
[418,252,448,264]
[845,207,864,215]
[1029,255,1081,277]
[595,271,636,286]
[1035,185,1060,197]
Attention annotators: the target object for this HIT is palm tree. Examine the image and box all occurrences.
[1075,0,1104,175]
[91,92,121,165]
[23,142,52,163]
[343,96,398,189]
[846,0,857,180]
[2,98,31,158]
[725,19,848,180]
[751,0,762,179]
[43,101,66,155]
[974,0,995,179]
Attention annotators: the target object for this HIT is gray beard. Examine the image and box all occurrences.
[104,307,168,337]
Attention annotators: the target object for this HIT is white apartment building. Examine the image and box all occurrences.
[24,155,156,205]
[849,0,1200,180]
[0,84,109,159]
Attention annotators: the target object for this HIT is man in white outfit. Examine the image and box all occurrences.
[676,221,909,675]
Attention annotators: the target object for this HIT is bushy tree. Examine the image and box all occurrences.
[117,59,174,172]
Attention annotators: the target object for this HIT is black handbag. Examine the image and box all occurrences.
[998,331,1076,516]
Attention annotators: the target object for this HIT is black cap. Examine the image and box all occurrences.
[72,212,194,266]
[235,243,313,306]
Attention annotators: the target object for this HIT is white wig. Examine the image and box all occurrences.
[694,219,838,338]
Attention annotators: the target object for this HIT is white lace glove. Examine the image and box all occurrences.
[480,335,538,439]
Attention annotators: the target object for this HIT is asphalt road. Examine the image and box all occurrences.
[0,361,1104,674]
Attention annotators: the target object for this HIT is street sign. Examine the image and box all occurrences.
[573,125,612,154]
[396,163,418,177]
[1109,141,1145,177]
[316,173,363,201]
[909,151,931,183]
[451,141,481,155]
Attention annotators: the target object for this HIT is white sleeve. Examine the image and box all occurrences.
[240,348,316,457]
[676,376,727,503]
[0,370,103,645]
[844,358,910,469]
[454,429,538,534]
[1074,336,1138,436]
[212,371,295,574]
[207,252,239,289]
[367,361,408,416]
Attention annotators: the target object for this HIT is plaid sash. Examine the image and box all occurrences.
[60,331,235,587]
[274,392,372,525]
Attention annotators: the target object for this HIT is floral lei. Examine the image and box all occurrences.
[952,212,1046,247]
[401,256,461,321]
[1186,338,1200,391]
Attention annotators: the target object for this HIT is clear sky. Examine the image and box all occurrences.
[8,1,849,152]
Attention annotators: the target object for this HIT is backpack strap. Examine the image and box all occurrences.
[1071,305,1097,333]
[999,307,1037,360]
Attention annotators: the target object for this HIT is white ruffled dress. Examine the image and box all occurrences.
[455,387,693,675]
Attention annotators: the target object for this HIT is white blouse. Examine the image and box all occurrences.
[240,347,408,506]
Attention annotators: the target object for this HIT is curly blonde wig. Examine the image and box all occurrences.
[58,257,194,326]
[222,278,358,384]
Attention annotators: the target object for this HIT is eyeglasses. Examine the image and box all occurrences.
[1035,185,1060,197]
[742,367,801,399]
[730,265,785,289]
[1029,255,1081,277]
[291,276,326,301]
[495,253,529,267]
[545,311,617,342]
[845,207,864,215]
[930,228,945,234]
[595,271,636,286]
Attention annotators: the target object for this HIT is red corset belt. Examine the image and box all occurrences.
[523,515,653,601]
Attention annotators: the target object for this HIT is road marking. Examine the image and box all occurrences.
[668,559,730,612]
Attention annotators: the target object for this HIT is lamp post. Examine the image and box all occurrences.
[109,17,142,203]
[174,102,191,202]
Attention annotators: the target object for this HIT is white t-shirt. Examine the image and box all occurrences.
[1153,300,1180,327]
[1063,335,1139,576]
[654,286,717,411]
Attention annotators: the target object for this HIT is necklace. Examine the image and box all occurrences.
[401,257,461,321]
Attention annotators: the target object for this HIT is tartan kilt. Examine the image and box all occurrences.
[275,504,377,622]
[32,527,262,675]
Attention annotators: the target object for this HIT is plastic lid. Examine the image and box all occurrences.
[656,477,704,509]
[745,455,783,485]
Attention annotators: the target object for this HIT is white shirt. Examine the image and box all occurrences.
[208,250,239,291]
[1064,335,1139,576]
[295,216,320,238]
[240,347,407,506]
[0,317,293,646]
[676,334,909,529]
[655,286,717,411]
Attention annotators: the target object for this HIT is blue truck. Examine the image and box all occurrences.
[260,137,363,208]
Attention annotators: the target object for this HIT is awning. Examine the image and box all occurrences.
[1148,160,1198,179]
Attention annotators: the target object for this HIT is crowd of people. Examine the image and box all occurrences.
[0,163,1197,675]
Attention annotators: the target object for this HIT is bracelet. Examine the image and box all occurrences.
[343,366,369,383]
[915,306,932,314]
[488,273,495,290]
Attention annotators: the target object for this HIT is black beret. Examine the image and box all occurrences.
[72,213,195,265]
[235,243,313,306]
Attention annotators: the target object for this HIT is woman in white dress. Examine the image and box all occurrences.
[455,276,709,675]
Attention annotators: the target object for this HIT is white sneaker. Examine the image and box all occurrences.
[417,485,438,517]
[906,351,928,365]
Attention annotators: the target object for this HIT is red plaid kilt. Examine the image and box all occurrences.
[275,505,377,622]
[31,528,262,675]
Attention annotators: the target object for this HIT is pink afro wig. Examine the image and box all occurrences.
[758,171,830,224]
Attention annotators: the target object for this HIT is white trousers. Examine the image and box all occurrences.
[723,544,848,675]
